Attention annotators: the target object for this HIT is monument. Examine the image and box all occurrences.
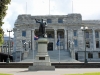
[35,19,47,38]
[28,19,55,71]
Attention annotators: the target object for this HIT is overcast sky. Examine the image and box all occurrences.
[2,0,100,37]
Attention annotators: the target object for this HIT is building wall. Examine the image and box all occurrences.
[13,13,100,62]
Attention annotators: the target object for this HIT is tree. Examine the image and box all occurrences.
[0,0,11,46]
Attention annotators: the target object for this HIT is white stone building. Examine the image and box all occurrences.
[13,13,100,62]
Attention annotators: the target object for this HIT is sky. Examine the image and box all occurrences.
[2,0,100,37]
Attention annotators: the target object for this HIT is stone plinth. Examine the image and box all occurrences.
[28,38,55,71]
[23,51,29,59]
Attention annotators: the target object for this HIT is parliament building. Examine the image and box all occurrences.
[13,13,100,62]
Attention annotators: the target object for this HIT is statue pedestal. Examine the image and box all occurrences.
[28,38,55,71]
[23,51,29,59]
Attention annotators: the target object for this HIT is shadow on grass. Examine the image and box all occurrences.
[18,69,55,73]
[17,70,37,73]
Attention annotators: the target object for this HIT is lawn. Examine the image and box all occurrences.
[64,72,100,75]
[0,73,13,75]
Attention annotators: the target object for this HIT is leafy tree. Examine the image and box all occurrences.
[0,0,11,46]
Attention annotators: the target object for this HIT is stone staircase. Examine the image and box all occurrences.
[21,50,79,62]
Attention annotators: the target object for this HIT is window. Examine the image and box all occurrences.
[96,41,99,48]
[98,53,100,58]
[95,31,99,38]
[74,39,78,47]
[47,19,52,23]
[85,32,89,38]
[22,31,26,37]
[88,52,93,58]
[59,34,63,38]
[86,41,90,48]
[73,30,77,36]
[48,34,52,38]
[58,18,63,23]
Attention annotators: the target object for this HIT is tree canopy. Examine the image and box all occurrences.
[0,0,11,46]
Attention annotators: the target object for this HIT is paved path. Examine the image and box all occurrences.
[0,68,100,75]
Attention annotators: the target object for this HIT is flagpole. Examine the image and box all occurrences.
[59,35,60,63]
[32,29,34,66]
[49,0,50,15]
[26,2,27,14]
[72,0,73,13]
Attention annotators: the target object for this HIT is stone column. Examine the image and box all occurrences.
[32,29,35,51]
[13,28,17,52]
[54,29,57,50]
[78,29,84,51]
[92,29,96,50]
[64,29,67,50]
[68,29,73,41]
[15,29,21,51]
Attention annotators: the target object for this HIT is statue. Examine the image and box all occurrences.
[35,19,47,38]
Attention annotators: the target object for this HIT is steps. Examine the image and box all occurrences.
[21,50,79,62]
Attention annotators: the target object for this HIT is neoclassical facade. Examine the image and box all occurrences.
[13,13,100,62]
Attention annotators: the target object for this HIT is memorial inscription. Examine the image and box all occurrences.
[39,57,45,60]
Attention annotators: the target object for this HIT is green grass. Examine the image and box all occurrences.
[64,72,100,75]
[0,73,13,75]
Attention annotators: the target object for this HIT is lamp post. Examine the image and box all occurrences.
[81,26,88,63]
[7,30,12,63]
[28,41,31,48]
[71,41,74,59]
[69,41,74,49]
[69,40,74,58]
[24,42,28,51]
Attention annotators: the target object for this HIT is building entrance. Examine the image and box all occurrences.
[75,52,78,60]
[48,42,53,51]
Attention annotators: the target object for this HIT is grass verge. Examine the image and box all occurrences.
[64,72,100,75]
[0,73,13,75]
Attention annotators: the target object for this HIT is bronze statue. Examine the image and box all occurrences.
[35,19,47,38]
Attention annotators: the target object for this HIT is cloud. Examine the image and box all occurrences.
[73,0,100,19]
[2,0,26,37]
[2,0,100,37]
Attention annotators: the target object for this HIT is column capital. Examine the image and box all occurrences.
[54,29,57,31]
[91,27,96,31]
[64,27,68,30]
[64,29,67,31]
[67,29,73,31]
[31,29,35,31]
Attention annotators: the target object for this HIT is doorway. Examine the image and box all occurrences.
[48,42,53,51]
[75,52,78,60]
